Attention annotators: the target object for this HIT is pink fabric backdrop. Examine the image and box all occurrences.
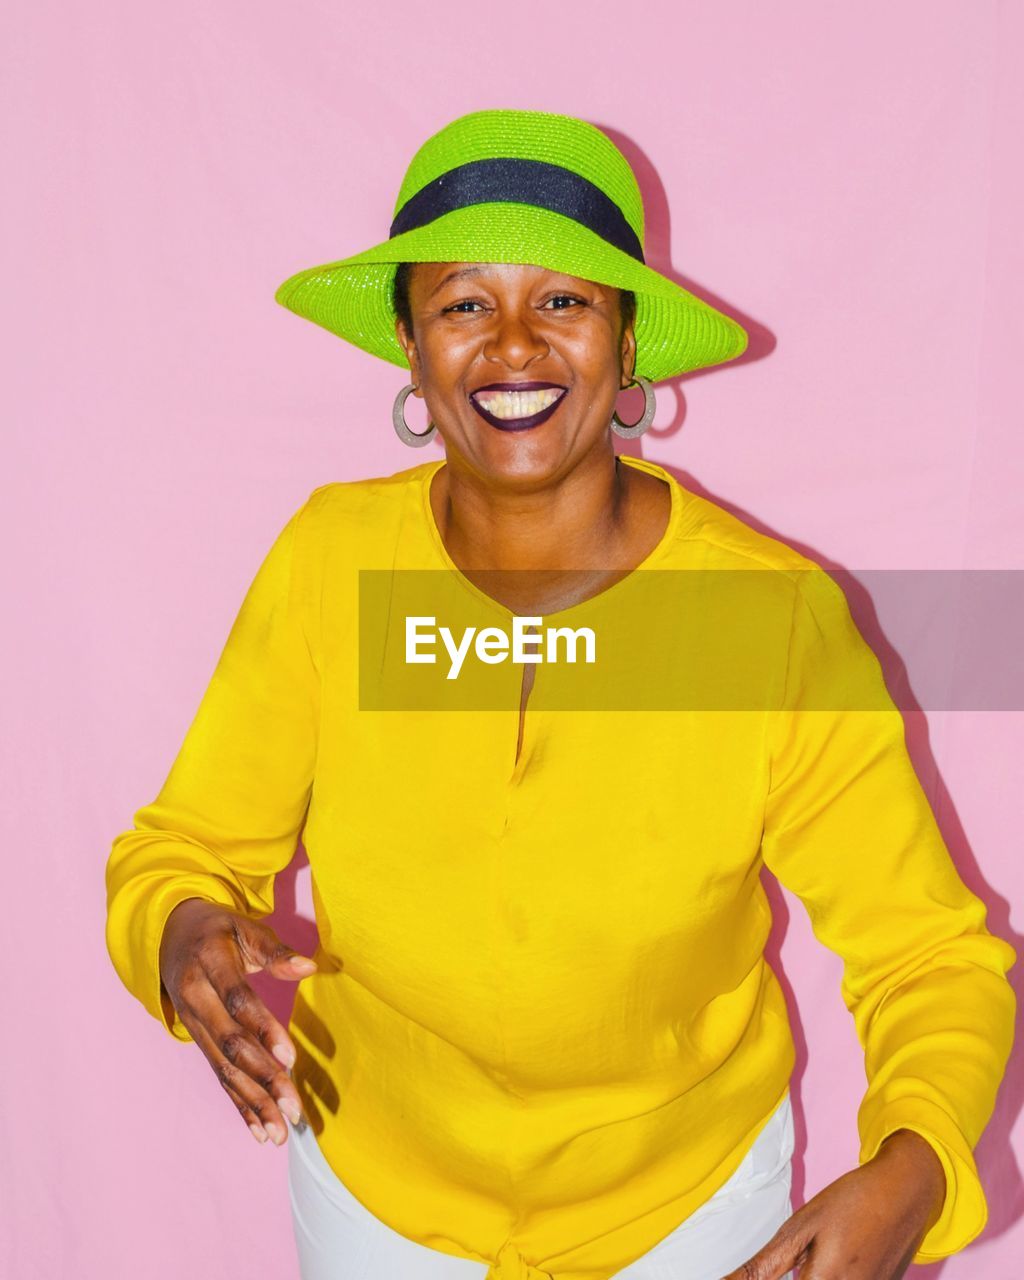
[3,1,1020,1275]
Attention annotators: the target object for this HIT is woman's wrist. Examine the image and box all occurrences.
[874,1128,948,1232]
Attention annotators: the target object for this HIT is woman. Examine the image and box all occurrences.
[105,109,1016,1280]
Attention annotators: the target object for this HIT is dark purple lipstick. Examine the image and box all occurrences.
[468,381,567,432]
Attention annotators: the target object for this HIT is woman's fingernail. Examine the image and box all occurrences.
[265,1121,287,1146]
[280,1097,302,1126]
[289,955,317,972]
[249,1123,268,1143]
[273,1042,296,1068]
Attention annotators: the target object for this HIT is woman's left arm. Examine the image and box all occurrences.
[726,568,1017,1279]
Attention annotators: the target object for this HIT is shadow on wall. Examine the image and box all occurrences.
[595,119,775,443]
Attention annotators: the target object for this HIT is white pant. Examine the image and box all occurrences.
[288,1091,795,1280]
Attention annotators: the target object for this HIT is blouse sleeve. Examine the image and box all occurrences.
[759,567,1017,1264]
[104,491,322,1044]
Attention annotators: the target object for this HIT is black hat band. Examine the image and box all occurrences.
[389,157,645,264]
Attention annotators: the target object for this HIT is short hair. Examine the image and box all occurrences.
[392,262,636,340]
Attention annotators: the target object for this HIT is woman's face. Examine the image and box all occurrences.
[394,262,637,488]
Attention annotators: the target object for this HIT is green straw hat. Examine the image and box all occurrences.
[274,109,749,383]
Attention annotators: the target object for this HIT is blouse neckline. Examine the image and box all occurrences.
[418,453,683,624]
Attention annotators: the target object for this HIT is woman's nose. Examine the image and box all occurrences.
[483,309,549,369]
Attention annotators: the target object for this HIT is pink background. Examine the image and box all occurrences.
[3,1,1021,1275]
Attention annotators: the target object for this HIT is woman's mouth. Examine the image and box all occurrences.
[469,382,567,432]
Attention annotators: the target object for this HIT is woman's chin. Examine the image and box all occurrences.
[462,428,582,485]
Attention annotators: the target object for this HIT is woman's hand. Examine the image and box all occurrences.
[158,897,317,1146]
[720,1129,947,1279]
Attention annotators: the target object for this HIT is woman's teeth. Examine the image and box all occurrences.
[473,388,563,420]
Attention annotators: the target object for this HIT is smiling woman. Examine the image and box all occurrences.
[387,258,661,517]
[105,108,1016,1280]
[395,261,637,434]
[392,261,637,440]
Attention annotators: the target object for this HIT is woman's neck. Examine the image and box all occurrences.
[428,451,671,615]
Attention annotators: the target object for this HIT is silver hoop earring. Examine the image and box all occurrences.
[392,383,437,447]
[611,375,657,438]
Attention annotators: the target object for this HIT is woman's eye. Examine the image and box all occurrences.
[440,295,584,315]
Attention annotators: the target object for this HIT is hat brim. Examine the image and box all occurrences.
[274,204,748,383]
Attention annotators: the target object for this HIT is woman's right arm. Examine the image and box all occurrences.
[105,488,325,1144]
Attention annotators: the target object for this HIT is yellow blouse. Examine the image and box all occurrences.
[105,454,1016,1279]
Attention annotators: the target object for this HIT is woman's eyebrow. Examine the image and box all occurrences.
[429,266,487,296]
